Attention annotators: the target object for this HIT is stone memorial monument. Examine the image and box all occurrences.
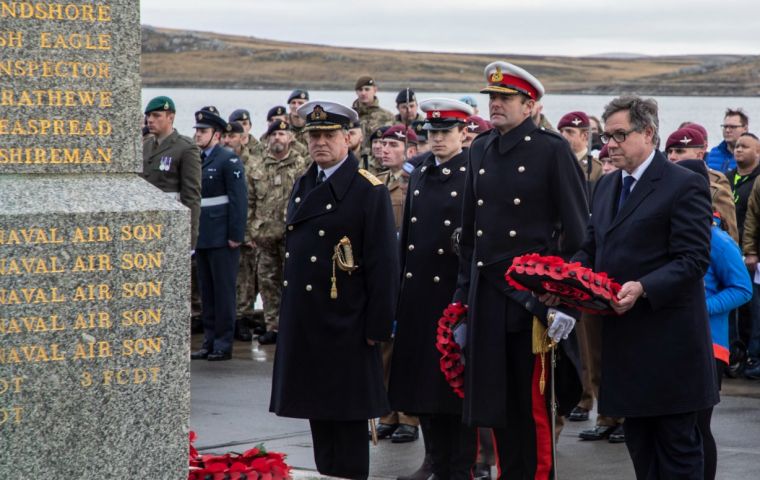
[0,1,191,477]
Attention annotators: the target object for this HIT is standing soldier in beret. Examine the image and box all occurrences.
[412,120,431,156]
[557,111,603,199]
[190,110,248,361]
[454,62,587,479]
[287,89,310,145]
[270,101,399,479]
[366,125,391,174]
[249,121,308,345]
[348,120,365,159]
[229,109,265,339]
[380,125,419,231]
[390,98,479,480]
[141,95,202,249]
[395,89,424,126]
[353,75,395,162]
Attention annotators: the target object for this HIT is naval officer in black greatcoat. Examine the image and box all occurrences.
[190,110,248,361]
[269,101,399,480]
[389,98,478,480]
[453,62,588,479]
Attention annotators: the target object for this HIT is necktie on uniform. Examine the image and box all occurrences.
[617,175,636,213]
[316,170,326,185]
[200,151,207,160]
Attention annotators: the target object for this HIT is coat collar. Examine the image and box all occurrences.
[497,117,538,155]
[201,144,221,168]
[148,129,180,157]
[605,150,666,234]
[287,153,359,225]
[419,150,467,183]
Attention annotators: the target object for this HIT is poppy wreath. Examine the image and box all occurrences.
[435,302,468,399]
[505,253,622,315]
[188,431,291,480]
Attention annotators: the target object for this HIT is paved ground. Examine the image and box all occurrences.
[190,335,760,479]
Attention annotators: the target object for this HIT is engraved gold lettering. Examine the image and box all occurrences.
[39,32,110,50]
[0,376,23,394]
[0,3,111,22]
[0,60,110,79]
[102,367,160,386]
[121,337,163,357]
[80,371,92,387]
[0,147,112,164]
[0,118,113,135]
[121,281,161,299]
[72,340,112,360]
[72,284,111,301]
[120,252,162,271]
[71,226,112,243]
[0,287,64,305]
[0,31,22,47]
[71,254,112,272]
[0,406,23,426]
[0,227,64,245]
[0,89,112,108]
[120,224,163,242]
[0,343,65,364]
[0,315,64,334]
[72,311,111,330]
[0,256,64,275]
[121,309,161,327]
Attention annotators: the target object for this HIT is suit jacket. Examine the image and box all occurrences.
[573,151,719,417]
[196,145,248,249]
[270,153,400,420]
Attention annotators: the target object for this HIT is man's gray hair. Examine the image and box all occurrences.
[602,96,659,145]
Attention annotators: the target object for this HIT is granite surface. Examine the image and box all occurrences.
[0,175,191,479]
[0,1,141,173]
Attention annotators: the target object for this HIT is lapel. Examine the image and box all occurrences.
[605,151,665,235]
[288,153,358,225]
[148,130,178,158]
[202,144,219,169]
[497,118,537,155]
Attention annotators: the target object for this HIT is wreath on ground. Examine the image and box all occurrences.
[188,431,291,480]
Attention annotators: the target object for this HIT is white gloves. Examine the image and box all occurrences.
[547,308,576,343]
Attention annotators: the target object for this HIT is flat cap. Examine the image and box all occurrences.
[194,109,228,131]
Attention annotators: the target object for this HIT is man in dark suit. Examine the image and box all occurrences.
[544,96,718,479]
[269,101,399,480]
[190,110,248,361]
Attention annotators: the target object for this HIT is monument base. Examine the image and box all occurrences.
[0,174,190,479]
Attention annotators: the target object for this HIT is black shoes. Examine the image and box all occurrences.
[370,423,398,440]
[391,424,419,443]
[190,348,210,360]
[608,424,626,443]
[579,425,617,441]
[234,319,253,341]
[568,406,590,422]
[257,331,278,345]
[472,462,492,480]
[207,350,232,361]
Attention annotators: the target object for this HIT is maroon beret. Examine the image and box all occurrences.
[683,122,708,143]
[599,145,610,160]
[465,115,492,134]
[665,127,705,151]
[557,111,590,130]
[382,124,418,144]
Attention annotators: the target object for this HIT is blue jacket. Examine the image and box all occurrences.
[705,223,752,363]
[706,141,735,173]
[196,144,248,249]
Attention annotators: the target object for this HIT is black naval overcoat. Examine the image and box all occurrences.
[389,151,468,415]
[453,118,588,427]
[270,153,400,421]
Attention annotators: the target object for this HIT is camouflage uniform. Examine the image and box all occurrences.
[394,112,425,125]
[248,147,309,332]
[236,137,266,320]
[353,97,394,161]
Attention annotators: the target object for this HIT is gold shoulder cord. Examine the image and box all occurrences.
[331,236,358,299]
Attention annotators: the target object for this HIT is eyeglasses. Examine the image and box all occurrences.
[721,124,745,130]
[600,128,638,144]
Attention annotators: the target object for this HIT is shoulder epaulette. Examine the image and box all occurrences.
[358,168,383,186]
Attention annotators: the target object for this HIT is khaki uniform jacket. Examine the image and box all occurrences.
[741,176,760,254]
[248,148,309,243]
[709,169,739,243]
[353,97,394,159]
[141,130,202,248]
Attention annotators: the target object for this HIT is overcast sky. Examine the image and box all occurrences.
[141,0,760,57]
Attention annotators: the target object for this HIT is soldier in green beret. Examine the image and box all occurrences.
[141,95,202,248]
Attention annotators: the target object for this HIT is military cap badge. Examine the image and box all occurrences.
[310,105,328,121]
[492,66,504,83]
[196,112,203,121]
[432,111,441,118]
[225,123,232,132]
[242,113,248,120]
[300,92,306,99]
[680,136,693,145]
[571,118,582,126]
[280,121,287,129]
[163,101,170,110]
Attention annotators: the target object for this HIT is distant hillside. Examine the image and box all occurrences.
[140,26,760,96]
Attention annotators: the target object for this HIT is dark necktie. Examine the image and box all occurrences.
[200,151,207,160]
[316,170,326,185]
[617,175,636,213]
